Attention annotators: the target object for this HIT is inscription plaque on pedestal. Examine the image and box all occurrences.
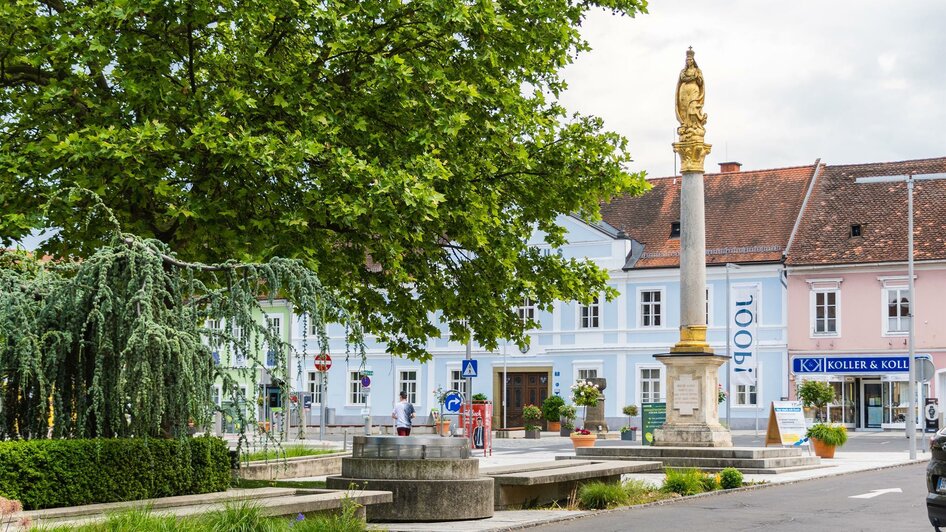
[673,374,700,416]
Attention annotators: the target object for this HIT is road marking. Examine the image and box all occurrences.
[849,488,902,499]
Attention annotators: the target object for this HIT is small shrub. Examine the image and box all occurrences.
[541,395,566,421]
[699,472,720,492]
[522,404,542,431]
[577,481,628,509]
[661,468,704,496]
[806,423,848,447]
[472,393,489,402]
[719,468,744,489]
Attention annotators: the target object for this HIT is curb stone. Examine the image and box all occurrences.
[490,458,930,531]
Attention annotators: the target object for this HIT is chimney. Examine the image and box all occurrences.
[718,161,742,173]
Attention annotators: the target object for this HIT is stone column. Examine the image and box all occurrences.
[654,48,732,447]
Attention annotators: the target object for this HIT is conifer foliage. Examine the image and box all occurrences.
[0,205,364,440]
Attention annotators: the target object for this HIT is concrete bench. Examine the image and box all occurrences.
[236,452,349,480]
[481,459,662,509]
[3,487,392,529]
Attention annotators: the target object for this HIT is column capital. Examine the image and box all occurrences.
[673,140,712,174]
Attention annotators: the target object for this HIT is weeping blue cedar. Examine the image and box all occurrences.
[0,235,365,441]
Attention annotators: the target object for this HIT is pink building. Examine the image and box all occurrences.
[786,157,946,430]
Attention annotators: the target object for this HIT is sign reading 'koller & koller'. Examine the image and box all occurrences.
[792,355,928,374]
[729,284,759,387]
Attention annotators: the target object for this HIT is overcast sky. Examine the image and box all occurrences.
[560,0,946,179]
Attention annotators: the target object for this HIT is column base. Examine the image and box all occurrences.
[653,423,733,448]
[670,325,714,354]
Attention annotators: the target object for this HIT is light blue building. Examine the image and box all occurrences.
[282,162,817,430]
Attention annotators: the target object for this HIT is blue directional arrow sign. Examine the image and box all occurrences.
[443,391,463,413]
[461,359,478,378]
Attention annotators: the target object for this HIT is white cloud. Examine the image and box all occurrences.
[559,0,946,178]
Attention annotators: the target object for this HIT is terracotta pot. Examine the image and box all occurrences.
[810,437,836,458]
[570,433,597,448]
[547,421,561,432]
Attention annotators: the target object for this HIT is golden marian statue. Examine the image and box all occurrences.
[673,47,711,173]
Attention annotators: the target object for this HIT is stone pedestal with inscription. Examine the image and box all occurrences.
[653,354,732,447]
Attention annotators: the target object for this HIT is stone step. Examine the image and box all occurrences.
[576,446,804,460]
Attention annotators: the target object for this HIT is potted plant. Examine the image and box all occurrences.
[798,380,835,422]
[430,408,451,436]
[569,428,597,448]
[559,405,576,437]
[542,395,565,432]
[806,423,847,458]
[523,404,542,439]
[472,393,489,403]
[619,425,638,441]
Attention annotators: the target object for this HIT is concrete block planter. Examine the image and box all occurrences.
[236,452,349,481]
[525,429,541,439]
[621,429,637,441]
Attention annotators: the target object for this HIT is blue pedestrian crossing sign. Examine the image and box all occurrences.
[461,359,478,378]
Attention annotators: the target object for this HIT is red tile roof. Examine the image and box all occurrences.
[785,157,946,266]
[601,164,819,269]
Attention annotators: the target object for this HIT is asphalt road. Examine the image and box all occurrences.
[532,462,930,532]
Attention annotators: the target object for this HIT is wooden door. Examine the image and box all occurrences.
[505,372,550,427]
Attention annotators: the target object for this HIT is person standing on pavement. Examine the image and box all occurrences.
[392,390,415,436]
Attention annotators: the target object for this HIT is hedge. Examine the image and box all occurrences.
[0,436,230,510]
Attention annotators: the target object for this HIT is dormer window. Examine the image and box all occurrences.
[670,221,681,238]
[850,224,862,237]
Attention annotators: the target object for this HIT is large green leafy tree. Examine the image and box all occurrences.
[0,0,649,359]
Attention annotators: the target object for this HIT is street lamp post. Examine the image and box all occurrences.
[724,263,742,429]
[855,171,946,460]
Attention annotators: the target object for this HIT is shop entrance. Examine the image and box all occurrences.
[862,380,883,429]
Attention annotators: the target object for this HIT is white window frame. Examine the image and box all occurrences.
[572,360,604,383]
[579,296,601,329]
[396,366,420,406]
[636,363,666,405]
[732,362,762,409]
[307,371,324,406]
[518,297,536,325]
[810,290,840,337]
[882,285,911,336]
[447,366,469,398]
[637,287,665,328]
[347,369,368,406]
[264,314,284,367]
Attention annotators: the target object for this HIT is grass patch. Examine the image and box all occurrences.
[661,468,705,496]
[577,481,627,510]
[38,500,368,532]
[622,479,674,505]
[241,445,338,462]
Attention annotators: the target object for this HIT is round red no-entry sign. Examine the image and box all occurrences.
[314,353,332,372]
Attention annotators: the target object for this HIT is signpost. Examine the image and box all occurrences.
[443,391,463,414]
[641,402,666,446]
[314,354,333,441]
[765,401,808,447]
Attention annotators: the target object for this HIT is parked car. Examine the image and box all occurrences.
[928,428,946,530]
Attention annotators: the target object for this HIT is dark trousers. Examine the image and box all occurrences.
[397,427,411,436]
